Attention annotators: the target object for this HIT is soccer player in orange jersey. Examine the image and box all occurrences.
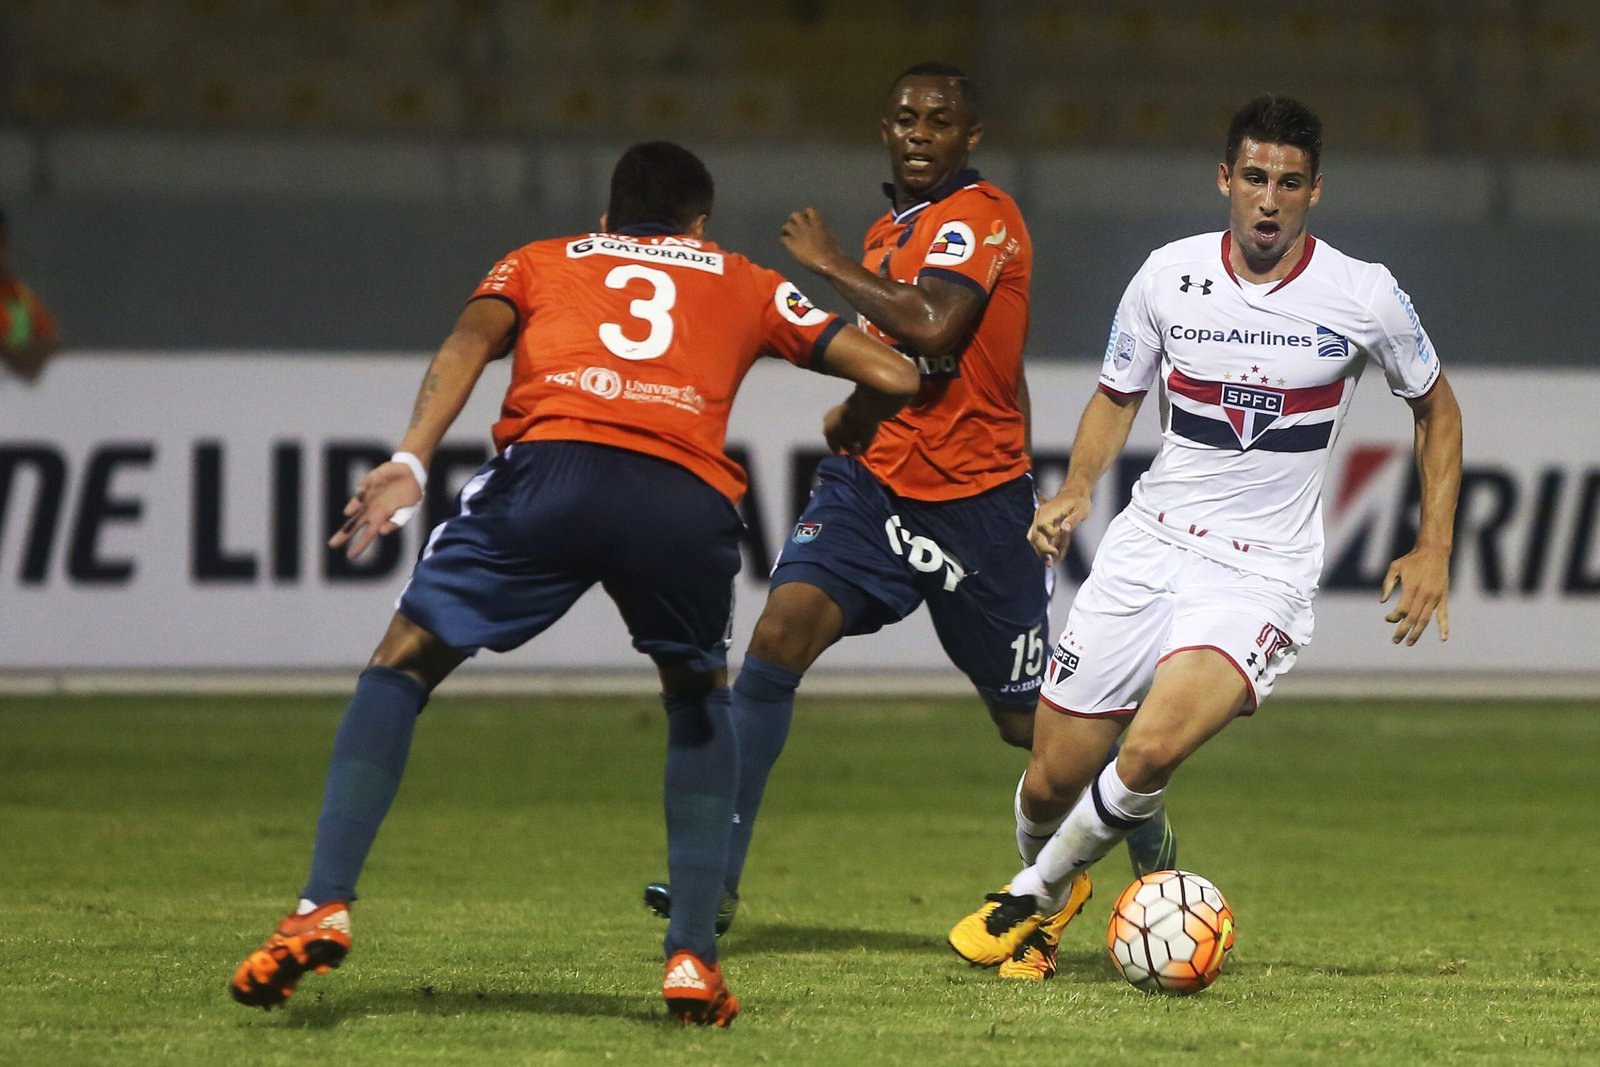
[228,142,917,1026]
[0,206,61,383]
[646,63,1173,979]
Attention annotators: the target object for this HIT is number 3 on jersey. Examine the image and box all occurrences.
[599,264,676,361]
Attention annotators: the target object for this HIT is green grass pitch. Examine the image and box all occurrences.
[2,692,1596,1066]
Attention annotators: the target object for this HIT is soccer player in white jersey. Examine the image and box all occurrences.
[948,95,1463,974]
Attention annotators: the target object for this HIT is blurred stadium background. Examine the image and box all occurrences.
[0,1,1596,694]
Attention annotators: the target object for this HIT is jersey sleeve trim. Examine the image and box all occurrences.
[916,266,989,298]
[807,316,847,370]
[1098,382,1147,401]
[1391,357,1442,399]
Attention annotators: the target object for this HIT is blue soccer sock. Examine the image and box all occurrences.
[300,666,428,905]
[720,655,801,897]
[662,686,738,963]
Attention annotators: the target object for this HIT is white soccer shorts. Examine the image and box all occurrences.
[1040,513,1315,717]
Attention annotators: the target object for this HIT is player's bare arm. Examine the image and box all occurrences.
[814,324,919,455]
[1031,389,1142,565]
[781,207,983,357]
[1381,372,1463,645]
[1017,368,1033,458]
[330,297,514,559]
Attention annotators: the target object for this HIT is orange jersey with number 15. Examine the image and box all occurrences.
[857,171,1032,501]
[471,230,844,504]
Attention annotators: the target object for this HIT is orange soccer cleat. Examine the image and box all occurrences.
[661,949,740,1028]
[230,901,353,1009]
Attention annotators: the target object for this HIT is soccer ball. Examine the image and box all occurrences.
[1106,869,1235,995]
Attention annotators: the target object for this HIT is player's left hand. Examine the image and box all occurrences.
[781,208,846,275]
[328,460,423,560]
[1380,544,1451,645]
[823,399,881,455]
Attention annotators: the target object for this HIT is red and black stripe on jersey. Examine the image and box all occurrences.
[1165,369,1349,453]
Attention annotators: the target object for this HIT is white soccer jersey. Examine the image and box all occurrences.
[1097,231,1441,592]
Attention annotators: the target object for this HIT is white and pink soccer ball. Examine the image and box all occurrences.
[1107,870,1236,995]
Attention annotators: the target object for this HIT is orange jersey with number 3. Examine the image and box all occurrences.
[857,173,1032,500]
[471,231,843,503]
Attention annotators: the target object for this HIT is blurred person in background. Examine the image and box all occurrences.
[948,95,1462,977]
[647,61,1175,983]
[228,141,917,1027]
[0,205,61,383]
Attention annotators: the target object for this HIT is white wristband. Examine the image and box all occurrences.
[390,451,427,528]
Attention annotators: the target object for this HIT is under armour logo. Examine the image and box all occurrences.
[1180,275,1213,295]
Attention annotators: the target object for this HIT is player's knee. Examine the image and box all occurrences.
[366,614,462,692]
[656,661,726,699]
[1022,759,1089,810]
[1114,733,1183,792]
[746,607,830,672]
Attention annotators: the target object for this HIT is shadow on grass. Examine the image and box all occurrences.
[727,923,943,954]
[1230,958,1431,978]
[266,986,660,1027]
[1060,948,1419,982]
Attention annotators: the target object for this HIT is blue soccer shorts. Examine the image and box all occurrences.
[772,455,1051,708]
[397,440,742,672]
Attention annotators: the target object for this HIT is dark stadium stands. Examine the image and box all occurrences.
[3,0,1594,156]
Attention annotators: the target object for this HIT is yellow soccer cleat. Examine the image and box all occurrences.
[996,873,1093,980]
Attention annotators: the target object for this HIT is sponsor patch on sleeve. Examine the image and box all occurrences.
[775,282,829,326]
[924,221,976,266]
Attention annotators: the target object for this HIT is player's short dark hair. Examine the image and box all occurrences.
[607,141,714,232]
[1226,95,1323,175]
[892,61,980,119]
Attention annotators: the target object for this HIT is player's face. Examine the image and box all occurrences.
[881,76,982,206]
[1218,139,1322,269]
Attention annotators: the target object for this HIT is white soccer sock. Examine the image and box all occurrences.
[1012,761,1165,912]
[1014,771,1069,866]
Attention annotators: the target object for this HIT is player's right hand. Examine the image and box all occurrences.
[781,208,844,275]
[1029,487,1091,565]
[328,461,423,560]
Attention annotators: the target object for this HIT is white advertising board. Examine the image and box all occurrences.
[1,355,1596,676]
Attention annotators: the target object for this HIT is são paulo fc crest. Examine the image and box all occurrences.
[792,521,823,544]
[1045,646,1079,686]
[1220,384,1284,449]
[925,221,975,266]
